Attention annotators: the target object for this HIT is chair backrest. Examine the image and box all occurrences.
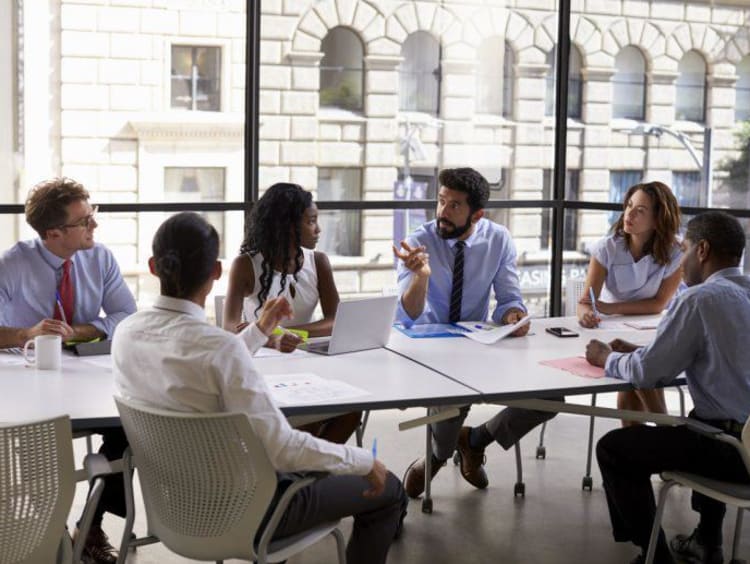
[565,278,587,316]
[214,295,225,328]
[0,416,74,564]
[115,397,277,561]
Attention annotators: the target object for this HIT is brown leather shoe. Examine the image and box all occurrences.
[403,456,444,499]
[74,525,118,564]
[456,426,488,489]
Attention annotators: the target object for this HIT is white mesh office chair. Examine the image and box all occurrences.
[645,417,750,564]
[0,415,110,564]
[115,397,346,564]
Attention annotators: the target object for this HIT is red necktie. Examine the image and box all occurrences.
[54,259,75,324]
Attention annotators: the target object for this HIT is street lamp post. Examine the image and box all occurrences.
[622,122,713,207]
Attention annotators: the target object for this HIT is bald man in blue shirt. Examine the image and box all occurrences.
[393,167,558,499]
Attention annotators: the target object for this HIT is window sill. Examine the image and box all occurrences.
[542,117,584,129]
[318,108,367,123]
[474,114,513,126]
[397,112,442,126]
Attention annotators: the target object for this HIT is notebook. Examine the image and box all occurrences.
[304,296,398,355]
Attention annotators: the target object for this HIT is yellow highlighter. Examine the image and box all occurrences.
[271,327,309,342]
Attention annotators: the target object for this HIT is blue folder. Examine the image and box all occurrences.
[393,323,468,339]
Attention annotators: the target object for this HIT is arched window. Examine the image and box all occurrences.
[612,46,646,119]
[675,50,706,122]
[545,45,583,118]
[399,32,441,114]
[319,27,364,112]
[476,38,513,117]
[736,55,750,122]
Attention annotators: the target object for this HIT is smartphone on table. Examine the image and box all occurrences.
[545,327,579,338]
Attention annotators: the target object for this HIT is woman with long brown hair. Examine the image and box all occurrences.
[579,181,683,422]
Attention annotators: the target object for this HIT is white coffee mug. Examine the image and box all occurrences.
[23,335,62,370]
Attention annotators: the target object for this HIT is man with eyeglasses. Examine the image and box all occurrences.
[0,177,136,563]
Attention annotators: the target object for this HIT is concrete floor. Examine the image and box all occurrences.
[70,397,750,564]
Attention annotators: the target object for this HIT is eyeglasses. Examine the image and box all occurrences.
[59,205,98,230]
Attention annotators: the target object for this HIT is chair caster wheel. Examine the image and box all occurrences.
[421,498,433,514]
[535,446,546,459]
[582,476,593,491]
[514,483,525,497]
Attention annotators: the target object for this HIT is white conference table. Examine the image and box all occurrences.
[0,347,480,431]
[0,316,665,431]
[385,315,658,401]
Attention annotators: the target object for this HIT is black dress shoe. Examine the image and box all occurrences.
[402,456,445,499]
[670,529,723,564]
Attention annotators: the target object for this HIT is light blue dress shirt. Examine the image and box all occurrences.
[605,267,750,423]
[593,234,682,303]
[0,239,136,338]
[396,218,525,327]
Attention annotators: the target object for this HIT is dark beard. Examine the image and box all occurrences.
[437,215,473,239]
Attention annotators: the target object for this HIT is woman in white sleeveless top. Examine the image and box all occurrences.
[578,181,683,423]
[223,183,360,443]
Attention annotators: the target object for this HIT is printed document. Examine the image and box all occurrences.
[265,373,370,405]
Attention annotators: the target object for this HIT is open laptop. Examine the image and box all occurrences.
[304,295,398,355]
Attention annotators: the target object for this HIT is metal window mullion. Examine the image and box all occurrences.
[549,0,571,317]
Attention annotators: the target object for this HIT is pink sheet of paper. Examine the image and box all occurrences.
[540,356,605,379]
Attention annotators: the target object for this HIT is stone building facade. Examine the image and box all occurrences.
[4,0,750,309]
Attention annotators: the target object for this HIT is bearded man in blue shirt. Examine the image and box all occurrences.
[0,177,136,563]
[393,167,559,498]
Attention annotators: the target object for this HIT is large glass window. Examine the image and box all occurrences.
[171,46,222,112]
[542,169,579,250]
[672,171,702,206]
[164,167,227,254]
[545,46,582,119]
[399,32,441,115]
[675,50,706,122]
[612,46,646,120]
[476,38,513,117]
[319,27,364,112]
[736,55,750,122]
[317,168,362,257]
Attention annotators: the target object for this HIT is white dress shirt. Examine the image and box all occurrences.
[112,295,373,476]
[605,267,750,423]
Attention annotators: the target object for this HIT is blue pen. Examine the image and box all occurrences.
[55,291,68,324]
[371,438,378,458]
[589,287,600,319]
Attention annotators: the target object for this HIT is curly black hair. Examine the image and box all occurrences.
[240,183,313,315]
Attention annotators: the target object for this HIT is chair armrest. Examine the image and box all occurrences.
[683,419,725,437]
[74,454,117,563]
[256,472,331,554]
[682,420,750,476]
[83,453,115,482]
